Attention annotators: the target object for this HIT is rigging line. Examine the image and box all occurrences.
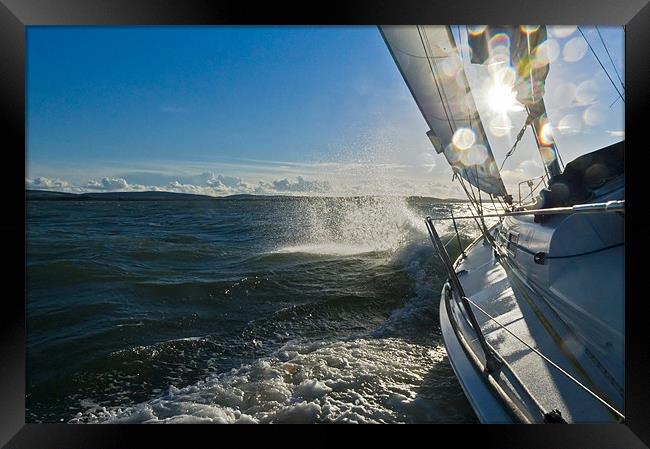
[475,165,485,216]
[489,194,503,222]
[457,179,494,250]
[499,117,531,171]
[458,175,478,212]
[417,26,456,135]
[454,160,493,226]
[527,107,552,180]
[495,194,508,214]
[473,166,481,208]
[517,176,546,205]
[577,26,624,102]
[463,295,625,420]
[455,165,479,208]
[490,193,507,215]
[442,233,459,249]
[464,172,482,215]
[609,95,621,109]
[473,163,488,224]
[456,175,487,235]
[595,26,625,91]
[473,165,497,246]
[465,167,480,211]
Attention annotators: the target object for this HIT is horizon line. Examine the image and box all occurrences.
[25,188,469,201]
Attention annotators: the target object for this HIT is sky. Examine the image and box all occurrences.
[26,26,624,198]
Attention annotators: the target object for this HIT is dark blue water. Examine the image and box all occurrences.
[26,196,478,423]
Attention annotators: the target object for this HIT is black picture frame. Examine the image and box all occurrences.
[2,0,648,446]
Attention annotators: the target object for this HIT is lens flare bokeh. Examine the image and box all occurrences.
[452,127,476,150]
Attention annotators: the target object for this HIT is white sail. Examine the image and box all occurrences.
[379,25,508,197]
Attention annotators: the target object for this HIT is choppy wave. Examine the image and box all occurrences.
[28,196,478,423]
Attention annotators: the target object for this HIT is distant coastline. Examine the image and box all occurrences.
[26,189,468,203]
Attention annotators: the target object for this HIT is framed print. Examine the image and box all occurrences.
[1,0,649,447]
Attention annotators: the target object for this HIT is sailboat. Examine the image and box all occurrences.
[379,25,625,423]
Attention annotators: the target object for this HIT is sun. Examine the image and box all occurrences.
[487,83,519,113]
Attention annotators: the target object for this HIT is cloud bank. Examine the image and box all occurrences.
[25,168,465,199]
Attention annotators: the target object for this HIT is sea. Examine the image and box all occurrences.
[26,195,481,423]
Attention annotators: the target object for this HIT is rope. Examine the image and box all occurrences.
[463,295,625,420]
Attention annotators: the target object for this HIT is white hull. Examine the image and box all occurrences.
[439,178,624,423]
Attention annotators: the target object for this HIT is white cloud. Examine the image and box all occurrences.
[606,130,625,138]
[84,177,131,191]
[165,181,212,195]
[267,176,330,193]
[199,173,251,191]
[26,176,73,191]
[26,161,469,199]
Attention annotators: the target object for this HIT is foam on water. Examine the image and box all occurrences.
[71,336,463,424]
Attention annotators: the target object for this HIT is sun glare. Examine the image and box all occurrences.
[487,83,519,113]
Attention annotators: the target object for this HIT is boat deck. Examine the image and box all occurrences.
[445,235,621,423]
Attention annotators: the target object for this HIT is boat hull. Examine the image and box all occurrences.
[438,189,624,423]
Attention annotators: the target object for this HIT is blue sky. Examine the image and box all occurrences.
[26,26,624,197]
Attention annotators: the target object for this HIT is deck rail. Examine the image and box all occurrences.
[517,175,548,206]
[424,216,501,374]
